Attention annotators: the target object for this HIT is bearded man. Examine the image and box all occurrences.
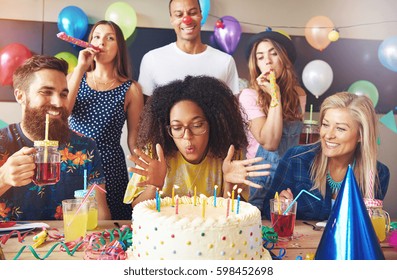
[0,55,110,221]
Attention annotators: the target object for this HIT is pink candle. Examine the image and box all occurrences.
[57,32,101,51]
[175,195,179,214]
[226,192,231,218]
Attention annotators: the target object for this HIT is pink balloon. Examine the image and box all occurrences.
[0,43,32,86]
[214,16,241,54]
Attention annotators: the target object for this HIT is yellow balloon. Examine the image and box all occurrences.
[55,52,77,73]
[105,2,137,40]
[305,16,334,51]
[328,30,340,42]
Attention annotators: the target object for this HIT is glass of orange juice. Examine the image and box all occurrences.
[62,199,88,242]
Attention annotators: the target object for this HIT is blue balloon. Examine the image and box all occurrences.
[378,36,397,72]
[57,6,88,39]
[199,0,211,26]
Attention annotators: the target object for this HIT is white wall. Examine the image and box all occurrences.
[1,0,396,217]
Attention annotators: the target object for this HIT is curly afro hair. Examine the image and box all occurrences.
[137,75,248,159]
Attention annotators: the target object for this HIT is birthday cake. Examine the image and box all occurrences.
[128,195,271,260]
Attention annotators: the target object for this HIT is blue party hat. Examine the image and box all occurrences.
[315,165,385,260]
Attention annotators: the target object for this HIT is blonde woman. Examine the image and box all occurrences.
[264,92,389,220]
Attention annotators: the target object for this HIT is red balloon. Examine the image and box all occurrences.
[0,43,32,86]
[182,16,192,25]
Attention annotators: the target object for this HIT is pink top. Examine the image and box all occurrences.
[239,88,265,159]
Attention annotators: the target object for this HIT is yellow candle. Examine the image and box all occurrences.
[231,185,237,212]
[172,185,179,207]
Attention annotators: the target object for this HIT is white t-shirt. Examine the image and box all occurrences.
[138,43,240,95]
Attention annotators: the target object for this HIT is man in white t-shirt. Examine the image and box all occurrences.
[138,0,240,99]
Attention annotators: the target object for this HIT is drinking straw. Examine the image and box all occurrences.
[274,192,281,214]
[67,184,107,226]
[282,189,321,215]
[44,114,49,163]
[83,169,87,191]
[309,104,313,122]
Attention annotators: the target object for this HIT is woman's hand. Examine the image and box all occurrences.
[279,188,294,200]
[76,47,99,71]
[127,144,167,189]
[222,145,271,189]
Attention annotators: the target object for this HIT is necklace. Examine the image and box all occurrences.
[92,74,116,91]
[326,172,343,194]
[326,159,356,194]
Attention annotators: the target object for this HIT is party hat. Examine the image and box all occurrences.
[315,165,385,260]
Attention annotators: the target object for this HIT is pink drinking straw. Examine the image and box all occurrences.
[368,169,374,199]
[57,32,101,51]
[67,183,106,226]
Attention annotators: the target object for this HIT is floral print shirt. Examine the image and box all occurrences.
[0,123,105,221]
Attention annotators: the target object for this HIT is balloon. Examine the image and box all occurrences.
[378,35,397,72]
[199,0,211,26]
[105,2,137,40]
[302,60,333,98]
[328,30,340,42]
[0,43,32,86]
[55,52,77,74]
[348,80,379,107]
[305,16,334,51]
[57,6,88,39]
[214,15,241,55]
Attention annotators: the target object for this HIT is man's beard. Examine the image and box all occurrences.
[23,101,70,144]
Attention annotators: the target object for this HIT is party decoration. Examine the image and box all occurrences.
[57,6,88,39]
[348,80,379,107]
[304,16,334,51]
[214,15,241,54]
[378,35,397,72]
[379,110,397,133]
[315,165,385,260]
[328,29,340,42]
[0,119,8,129]
[199,0,210,26]
[105,2,137,40]
[55,52,78,74]
[302,60,333,98]
[57,32,100,51]
[0,43,32,86]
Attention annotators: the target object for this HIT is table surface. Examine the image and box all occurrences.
[1,220,396,260]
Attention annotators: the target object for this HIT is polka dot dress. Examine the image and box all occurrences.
[69,74,132,219]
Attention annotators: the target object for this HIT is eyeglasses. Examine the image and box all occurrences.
[167,121,208,139]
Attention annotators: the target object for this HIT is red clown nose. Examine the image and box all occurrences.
[182,16,193,25]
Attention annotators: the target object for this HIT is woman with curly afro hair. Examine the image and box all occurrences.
[124,75,270,208]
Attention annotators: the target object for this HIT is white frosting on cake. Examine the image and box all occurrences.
[129,195,271,260]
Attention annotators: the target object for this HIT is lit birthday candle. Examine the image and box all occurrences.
[236,188,242,214]
[226,192,231,218]
[200,194,206,218]
[158,191,163,212]
[175,195,179,215]
[172,185,179,206]
[194,186,197,206]
[213,185,218,207]
[155,188,159,211]
[231,185,237,212]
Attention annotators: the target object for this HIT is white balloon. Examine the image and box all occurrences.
[302,60,333,98]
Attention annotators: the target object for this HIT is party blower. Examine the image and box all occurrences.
[56,32,101,51]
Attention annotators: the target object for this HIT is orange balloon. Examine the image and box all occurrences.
[305,16,334,51]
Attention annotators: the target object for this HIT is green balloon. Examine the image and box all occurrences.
[348,80,379,107]
[105,2,137,40]
[55,52,77,73]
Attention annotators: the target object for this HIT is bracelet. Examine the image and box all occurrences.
[270,98,279,107]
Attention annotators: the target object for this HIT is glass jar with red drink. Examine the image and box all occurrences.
[33,140,60,186]
[299,120,320,145]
